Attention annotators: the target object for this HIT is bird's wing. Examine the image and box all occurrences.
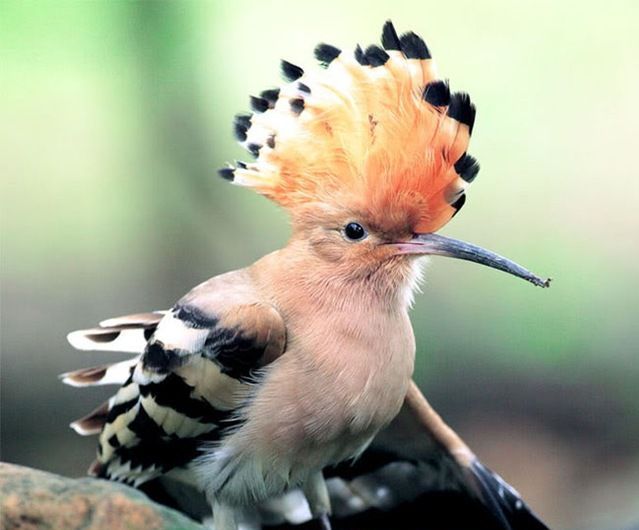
[63,272,286,487]
[310,380,550,530]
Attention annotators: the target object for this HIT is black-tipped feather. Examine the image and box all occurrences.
[354,44,370,66]
[235,114,251,128]
[281,60,304,81]
[250,96,269,113]
[290,98,305,115]
[233,114,251,142]
[400,31,431,59]
[423,80,451,107]
[233,125,247,142]
[297,82,311,94]
[314,43,341,66]
[381,20,401,50]
[454,152,480,183]
[364,44,390,67]
[218,167,235,181]
[451,194,466,216]
[448,92,477,134]
[259,88,280,107]
[247,143,261,158]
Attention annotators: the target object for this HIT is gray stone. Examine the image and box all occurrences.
[0,462,204,530]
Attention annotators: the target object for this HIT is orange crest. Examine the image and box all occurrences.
[219,21,480,234]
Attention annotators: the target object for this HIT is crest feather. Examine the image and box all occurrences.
[221,21,479,233]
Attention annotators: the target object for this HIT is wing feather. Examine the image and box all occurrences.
[60,357,138,387]
[66,271,287,489]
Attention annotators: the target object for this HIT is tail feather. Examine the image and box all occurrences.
[470,461,550,530]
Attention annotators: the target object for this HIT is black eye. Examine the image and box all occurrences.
[343,222,367,241]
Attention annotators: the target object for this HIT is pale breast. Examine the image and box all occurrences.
[204,248,420,503]
[233,302,416,471]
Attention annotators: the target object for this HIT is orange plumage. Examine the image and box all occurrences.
[223,21,479,234]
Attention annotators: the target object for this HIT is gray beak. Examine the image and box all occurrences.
[394,233,551,288]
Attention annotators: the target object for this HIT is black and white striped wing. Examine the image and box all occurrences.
[64,294,286,488]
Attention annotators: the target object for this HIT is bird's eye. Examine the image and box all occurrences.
[343,222,367,242]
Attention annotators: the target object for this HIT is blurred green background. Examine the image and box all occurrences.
[1,1,638,529]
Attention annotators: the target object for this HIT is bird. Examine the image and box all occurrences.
[62,21,551,530]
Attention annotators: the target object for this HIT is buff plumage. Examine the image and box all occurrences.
[62,21,550,530]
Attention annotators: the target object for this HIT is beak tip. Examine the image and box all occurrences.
[534,277,552,288]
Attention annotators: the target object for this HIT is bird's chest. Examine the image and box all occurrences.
[208,293,417,504]
[284,305,416,445]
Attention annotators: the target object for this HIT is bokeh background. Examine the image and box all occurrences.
[2,1,638,529]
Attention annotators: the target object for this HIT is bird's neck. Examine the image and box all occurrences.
[252,240,424,315]
[248,239,419,441]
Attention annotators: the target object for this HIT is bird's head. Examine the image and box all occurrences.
[220,22,550,289]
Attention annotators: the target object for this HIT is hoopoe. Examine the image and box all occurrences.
[62,21,551,530]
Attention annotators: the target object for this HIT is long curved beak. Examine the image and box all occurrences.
[393,233,551,288]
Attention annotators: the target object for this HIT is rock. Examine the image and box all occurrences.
[0,462,204,530]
